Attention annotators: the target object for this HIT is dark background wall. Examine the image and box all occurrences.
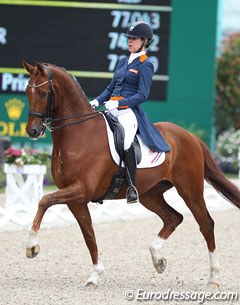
[0,0,218,149]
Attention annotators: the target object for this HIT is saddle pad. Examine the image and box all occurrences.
[102,113,165,168]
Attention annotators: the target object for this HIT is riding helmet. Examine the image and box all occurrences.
[124,21,153,48]
[125,21,153,39]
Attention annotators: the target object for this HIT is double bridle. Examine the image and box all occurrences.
[27,66,100,133]
[28,66,55,128]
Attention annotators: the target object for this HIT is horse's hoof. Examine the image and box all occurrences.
[154,257,167,274]
[84,281,98,289]
[26,244,40,258]
[207,281,219,289]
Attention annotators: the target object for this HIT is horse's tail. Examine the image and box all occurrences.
[198,139,240,208]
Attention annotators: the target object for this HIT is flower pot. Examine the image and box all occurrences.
[4,164,47,208]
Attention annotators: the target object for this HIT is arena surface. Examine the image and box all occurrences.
[0,208,239,305]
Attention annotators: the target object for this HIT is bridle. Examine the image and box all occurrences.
[27,66,55,133]
[27,65,100,133]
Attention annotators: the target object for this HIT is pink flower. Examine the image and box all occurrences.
[3,147,24,157]
[12,149,23,156]
[3,147,14,155]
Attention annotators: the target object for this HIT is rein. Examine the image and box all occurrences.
[27,66,100,133]
[49,112,100,132]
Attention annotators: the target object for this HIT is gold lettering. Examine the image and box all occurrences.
[0,121,29,137]
[20,122,28,137]
[9,122,20,137]
[0,121,8,136]
[0,121,47,138]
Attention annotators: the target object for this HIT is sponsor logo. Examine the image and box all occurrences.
[5,98,25,121]
[0,98,28,137]
[0,121,28,137]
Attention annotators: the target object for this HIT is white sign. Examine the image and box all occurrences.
[2,73,29,92]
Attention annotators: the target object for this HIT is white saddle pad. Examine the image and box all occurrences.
[102,114,165,169]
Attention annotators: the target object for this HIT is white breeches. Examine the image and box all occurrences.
[108,108,138,150]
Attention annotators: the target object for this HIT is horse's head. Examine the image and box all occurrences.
[23,61,59,139]
[23,60,94,139]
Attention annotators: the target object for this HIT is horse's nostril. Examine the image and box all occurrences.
[32,129,38,136]
[27,127,38,138]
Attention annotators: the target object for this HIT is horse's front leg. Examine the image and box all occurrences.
[68,204,104,287]
[26,184,87,258]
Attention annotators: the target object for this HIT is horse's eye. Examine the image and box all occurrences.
[40,91,47,99]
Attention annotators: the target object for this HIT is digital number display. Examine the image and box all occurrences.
[0,0,172,100]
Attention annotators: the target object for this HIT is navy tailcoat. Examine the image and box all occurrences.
[96,55,170,152]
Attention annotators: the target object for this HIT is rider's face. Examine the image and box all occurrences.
[128,37,144,53]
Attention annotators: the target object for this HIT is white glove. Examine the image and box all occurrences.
[104,100,119,110]
[89,99,99,109]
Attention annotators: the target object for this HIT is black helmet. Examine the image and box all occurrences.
[124,21,153,40]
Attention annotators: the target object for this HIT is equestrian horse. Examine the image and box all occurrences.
[22,61,240,287]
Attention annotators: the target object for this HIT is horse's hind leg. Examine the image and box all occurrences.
[177,185,220,287]
[67,204,104,287]
[140,186,183,274]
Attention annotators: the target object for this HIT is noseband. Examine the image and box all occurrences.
[27,66,55,132]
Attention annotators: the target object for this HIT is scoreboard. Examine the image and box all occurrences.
[0,0,172,100]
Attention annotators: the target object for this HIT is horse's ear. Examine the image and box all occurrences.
[36,62,45,75]
[22,60,34,74]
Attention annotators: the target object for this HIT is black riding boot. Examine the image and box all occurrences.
[124,144,139,204]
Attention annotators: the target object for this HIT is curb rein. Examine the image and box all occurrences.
[27,66,100,134]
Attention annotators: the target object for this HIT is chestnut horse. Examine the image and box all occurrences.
[22,61,240,287]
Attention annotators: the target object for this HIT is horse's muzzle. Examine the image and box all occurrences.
[26,124,44,139]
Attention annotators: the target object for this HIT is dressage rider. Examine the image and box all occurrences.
[90,21,170,204]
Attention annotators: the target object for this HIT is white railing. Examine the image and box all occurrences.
[0,181,237,231]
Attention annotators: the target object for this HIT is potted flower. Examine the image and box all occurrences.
[216,129,240,175]
[3,147,51,207]
[3,147,51,172]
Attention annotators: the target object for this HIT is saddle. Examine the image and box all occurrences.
[103,112,141,166]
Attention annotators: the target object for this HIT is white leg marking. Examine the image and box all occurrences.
[26,230,38,248]
[149,236,167,274]
[208,250,220,287]
[84,261,105,287]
